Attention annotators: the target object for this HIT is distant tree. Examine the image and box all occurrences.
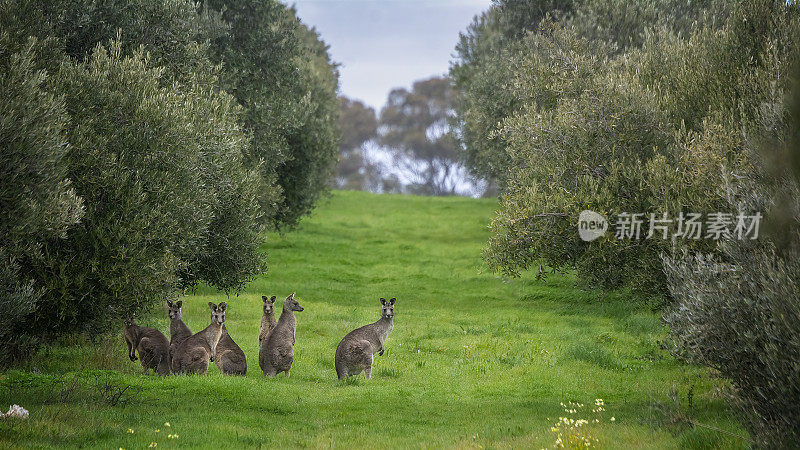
[340,97,378,154]
[379,76,460,196]
[336,96,383,191]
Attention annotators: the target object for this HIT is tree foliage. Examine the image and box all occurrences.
[380,76,462,196]
[205,0,340,229]
[0,36,84,364]
[35,41,255,334]
[451,0,727,188]
[336,96,384,192]
[664,58,800,447]
[0,0,339,363]
[455,0,799,296]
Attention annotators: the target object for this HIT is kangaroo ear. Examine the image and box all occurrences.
[208,301,216,310]
[380,298,387,306]
[390,298,396,305]
[167,300,173,307]
[287,292,295,300]
[262,295,268,302]
[219,302,227,310]
[176,300,182,308]
[270,296,276,303]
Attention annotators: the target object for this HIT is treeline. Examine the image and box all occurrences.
[336,77,488,197]
[0,0,339,365]
[451,0,799,445]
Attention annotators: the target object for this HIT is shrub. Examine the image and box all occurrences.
[465,0,799,297]
[30,41,252,336]
[664,243,800,447]
[206,0,340,229]
[481,23,695,296]
[0,36,83,365]
[450,0,720,188]
[663,24,800,445]
[176,82,266,292]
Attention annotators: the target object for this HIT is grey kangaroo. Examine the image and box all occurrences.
[167,300,192,365]
[215,322,247,376]
[335,297,395,380]
[171,302,226,375]
[259,295,277,346]
[259,293,303,377]
[123,320,171,376]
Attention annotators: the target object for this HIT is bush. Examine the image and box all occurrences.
[0,36,83,365]
[663,24,800,442]
[450,0,720,188]
[461,0,799,297]
[664,243,800,447]
[663,171,800,446]
[206,0,340,229]
[483,26,681,294]
[176,85,266,291]
[29,40,255,336]
[0,0,339,360]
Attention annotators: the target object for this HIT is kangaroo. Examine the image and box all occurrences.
[335,297,395,380]
[123,320,171,376]
[166,300,192,365]
[259,295,277,346]
[171,302,226,375]
[215,323,247,376]
[259,293,303,377]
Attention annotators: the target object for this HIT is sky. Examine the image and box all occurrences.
[289,0,491,112]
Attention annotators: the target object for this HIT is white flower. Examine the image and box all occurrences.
[3,404,29,419]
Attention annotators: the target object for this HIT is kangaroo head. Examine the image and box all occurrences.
[122,318,138,343]
[262,295,276,316]
[283,292,304,312]
[166,300,183,320]
[208,301,227,325]
[380,297,395,319]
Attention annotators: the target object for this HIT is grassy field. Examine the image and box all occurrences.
[1,190,746,448]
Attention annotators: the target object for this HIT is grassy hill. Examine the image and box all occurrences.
[0,191,745,448]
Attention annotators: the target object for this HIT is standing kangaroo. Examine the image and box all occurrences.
[335,298,395,380]
[259,295,277,346]
[171,302,226,375]
[123,320,171,376]
[259,293,303,377]
[215,323,247,376]
[167,300,192,365]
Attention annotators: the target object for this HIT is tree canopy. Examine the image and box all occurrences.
[0,0,339,364]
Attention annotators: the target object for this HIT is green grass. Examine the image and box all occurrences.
[0,190,747,448]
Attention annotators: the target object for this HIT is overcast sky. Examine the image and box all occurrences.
[289,0,491,112]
